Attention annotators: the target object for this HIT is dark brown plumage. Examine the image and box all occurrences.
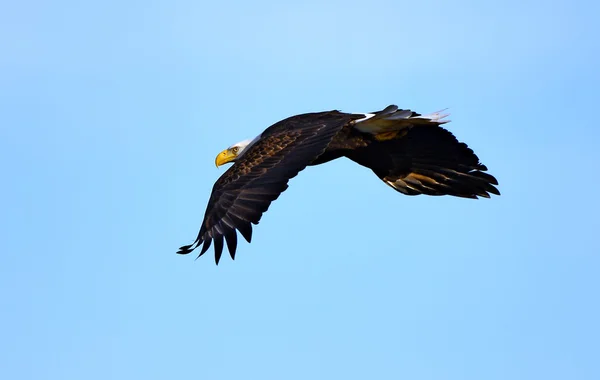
[178,105,499,264]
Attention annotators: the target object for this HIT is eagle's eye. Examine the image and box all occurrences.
[231,147,239,154]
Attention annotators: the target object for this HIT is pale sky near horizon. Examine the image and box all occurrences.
[1,1,599,379]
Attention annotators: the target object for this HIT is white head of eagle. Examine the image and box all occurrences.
[214,137,258,167]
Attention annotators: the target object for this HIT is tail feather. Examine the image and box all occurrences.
[354,105,449,136]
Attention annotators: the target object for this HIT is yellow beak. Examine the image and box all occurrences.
[215,149,237,167]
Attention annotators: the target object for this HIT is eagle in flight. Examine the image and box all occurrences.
[178,105,499,264]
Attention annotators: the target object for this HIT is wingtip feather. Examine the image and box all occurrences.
[177,245,192,255]
[214,236,224,265]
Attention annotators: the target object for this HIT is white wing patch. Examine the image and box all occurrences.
[353,113,376,124]
[353,105,449,135]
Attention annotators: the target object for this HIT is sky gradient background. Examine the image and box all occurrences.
[1,0,599,379]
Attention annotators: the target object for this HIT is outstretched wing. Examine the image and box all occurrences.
[351,105,499,198]
[378,125,500,198]
[178,111,356,264]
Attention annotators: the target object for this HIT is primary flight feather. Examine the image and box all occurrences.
[178,105,500,264]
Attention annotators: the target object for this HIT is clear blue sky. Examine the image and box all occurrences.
[1,0,599,379]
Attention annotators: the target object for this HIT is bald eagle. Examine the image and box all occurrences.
[178,105,499,264]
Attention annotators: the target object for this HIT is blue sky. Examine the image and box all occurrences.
[1,0,599,379]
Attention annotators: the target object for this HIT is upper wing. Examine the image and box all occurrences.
[178,111,355,264]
